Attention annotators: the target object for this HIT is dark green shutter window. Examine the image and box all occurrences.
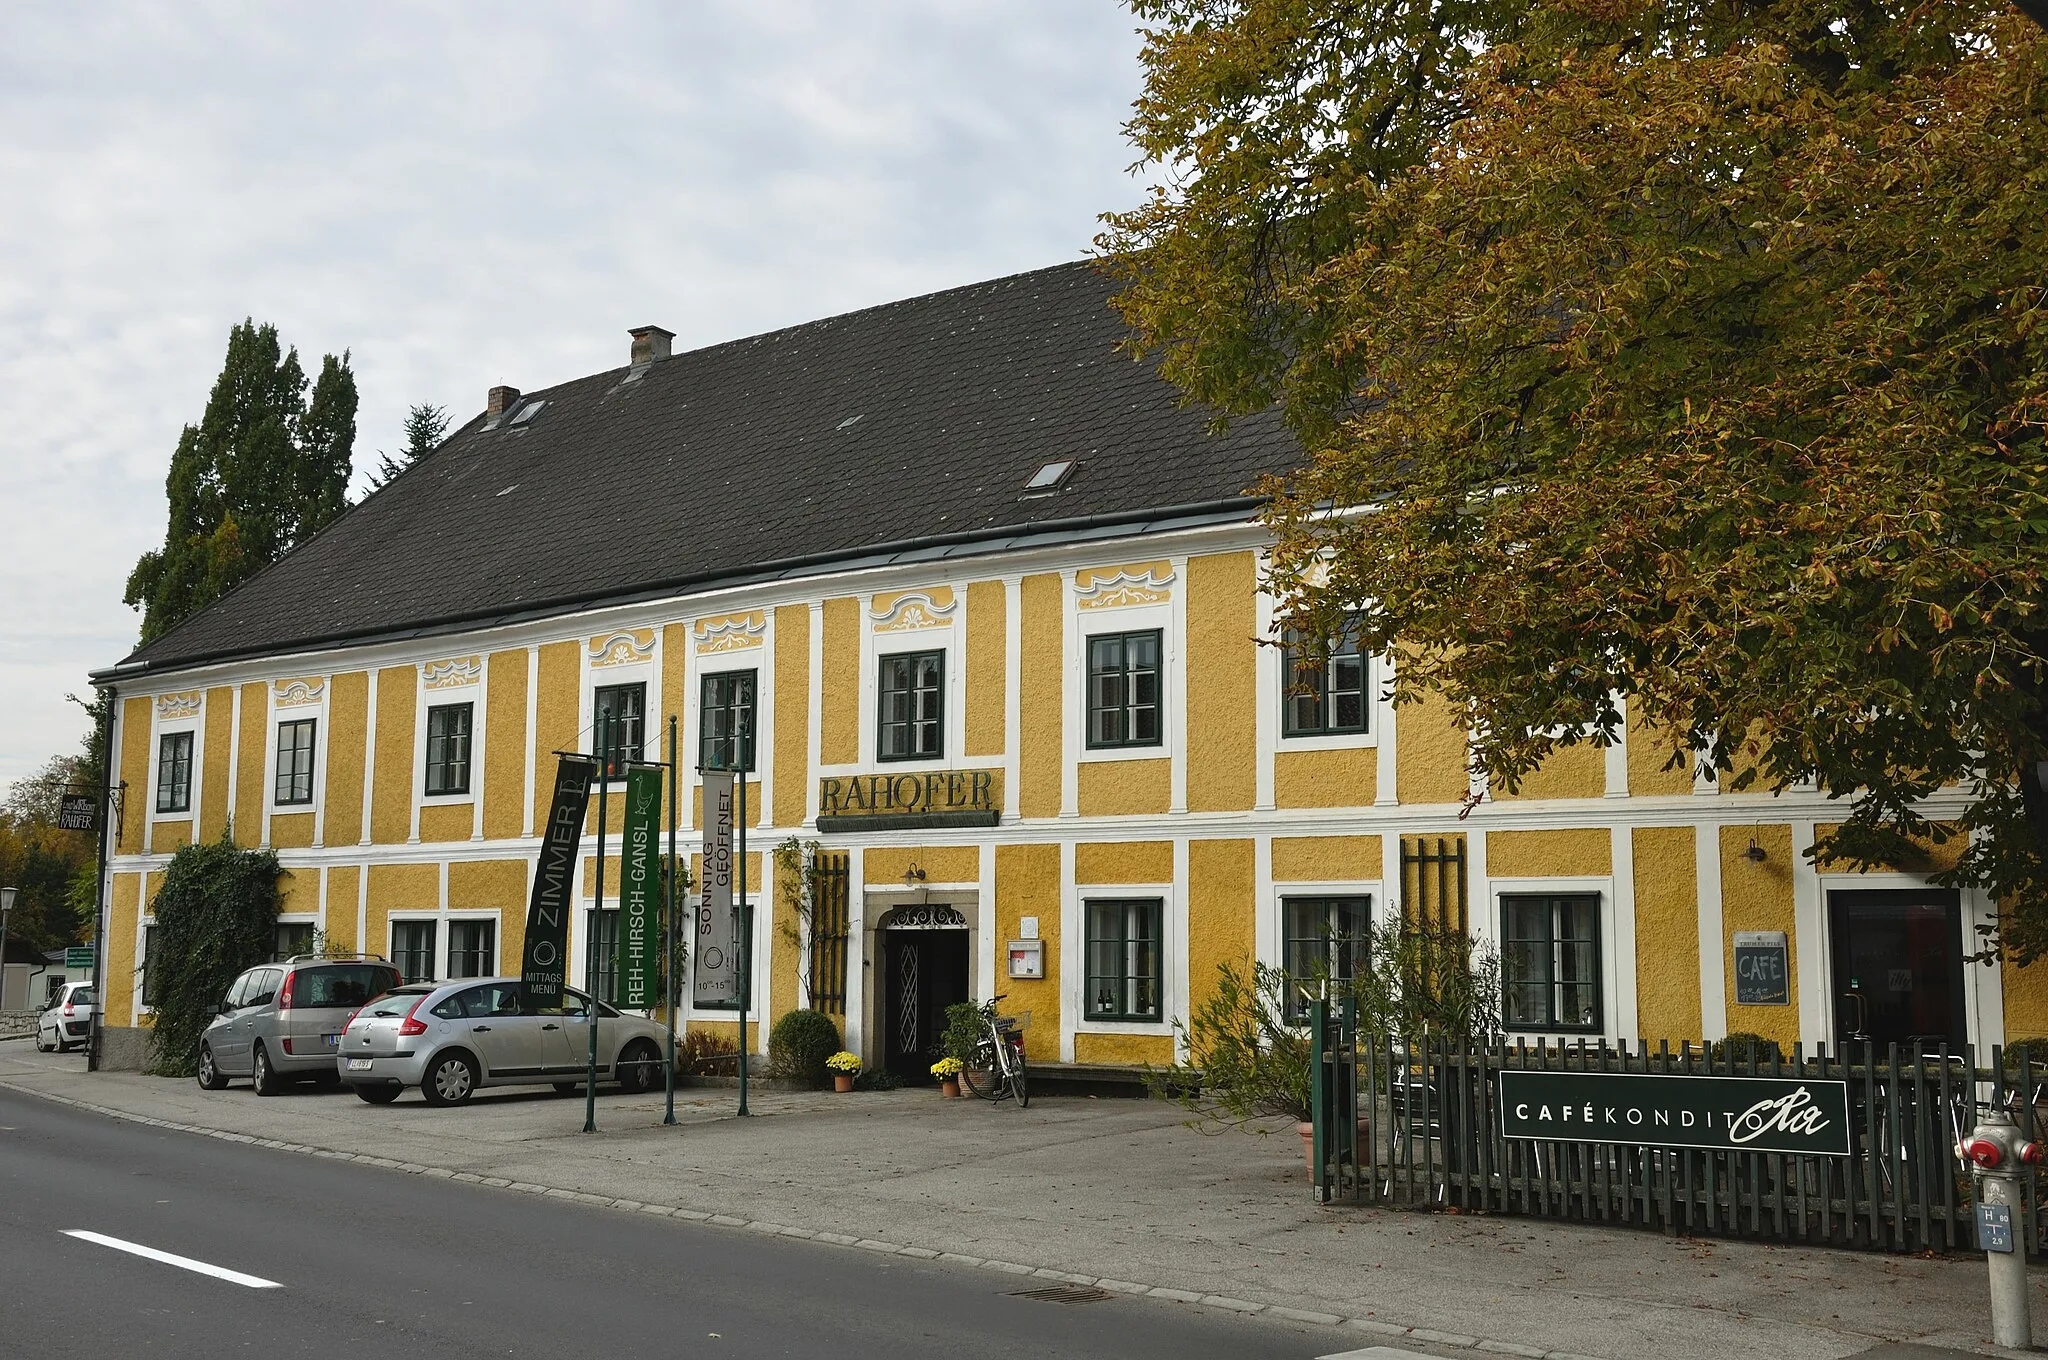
[878,650,944,760]
[1086,630,1163,749]
[425,702,473,796]
[1281,620,1369,737]
[593,683,645,776]
[448,919,496,979]
[1281,896,1370,1022]
[699,670,757,772]
[156,731,193,813]
[274,719,317,806]
[1501,893,1603,1032]
[392,920,438,985]
[1084,898,1164,1020]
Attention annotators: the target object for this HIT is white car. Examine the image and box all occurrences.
[36,982,94,1053]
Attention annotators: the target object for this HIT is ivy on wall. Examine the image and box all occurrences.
[145,830,283,1076]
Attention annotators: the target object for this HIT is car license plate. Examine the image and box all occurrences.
[324,1033,342,1048]
[346,1058,373,1071]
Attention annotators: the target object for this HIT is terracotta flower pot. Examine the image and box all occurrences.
[1298,1119,1373,1179]
[941,1078,961,1098]
[834,1073,854,1093]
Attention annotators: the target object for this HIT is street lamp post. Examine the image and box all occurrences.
[0,886,17,1012]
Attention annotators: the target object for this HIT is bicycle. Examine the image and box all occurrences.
[961,994,1029,1107]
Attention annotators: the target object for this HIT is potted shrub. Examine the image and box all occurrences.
[826,1050,862,1093]
[930,1056,964,1097]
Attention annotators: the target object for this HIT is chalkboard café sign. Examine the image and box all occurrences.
[1498,1070,1852,1157]
[816,769,1001,833]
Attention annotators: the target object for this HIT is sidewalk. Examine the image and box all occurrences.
[2,1044,2038,1360]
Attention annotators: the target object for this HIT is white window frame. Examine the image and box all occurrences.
[1067,882,1179,1040]
[1075,598,1178,767]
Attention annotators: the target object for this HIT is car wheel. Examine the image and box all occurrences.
[196,1044,230,1091]
[251,1043,285,1096]
[421,1051,478,1107]
[35,1029,52,1053]
[354,1084,403,1105]
[616,1039,661,1095]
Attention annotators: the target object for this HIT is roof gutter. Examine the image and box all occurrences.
[94,495,1266,684]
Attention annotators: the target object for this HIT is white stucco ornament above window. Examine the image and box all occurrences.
[694,611,765,655]
[272,677,325,709]
[1074,560,1175,611]
[422,655,483,689]
[154,691,202,720]
[587,629,656,669]
[870,588,956,633]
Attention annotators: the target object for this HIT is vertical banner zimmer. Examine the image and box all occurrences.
[695,769,738,1007]
[616,766,662,1009]
[521,756,598,1009]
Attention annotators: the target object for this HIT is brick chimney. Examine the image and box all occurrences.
[629,325,674,367]
[487,385,521,417]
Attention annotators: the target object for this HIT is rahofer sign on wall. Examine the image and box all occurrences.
[1498,1070,1852,1157]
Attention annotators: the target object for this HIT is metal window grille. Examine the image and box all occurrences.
[1281,623,1368,737]
[1086,631,1162,749]
[1501,893,1602,1032]
[273,719,317,806]
[808,852,852,1016]
[273,922,315,962]
[878,651,944,760]
[1399,836,1468,936]
[586,909,618,1001]
[391,920,438,984]
[1084,898,1163,1020]
[156,731,193,813]
[593,683,645,776]
[1282,895,1370,1022]
[448,919,495,980]
[425,702,473,796]
[698,670,756,772]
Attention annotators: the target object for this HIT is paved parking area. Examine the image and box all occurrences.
[2,1041,2038,1360]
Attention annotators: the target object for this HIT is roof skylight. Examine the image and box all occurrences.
[1024,460,1075,492]
[510,400,547,425]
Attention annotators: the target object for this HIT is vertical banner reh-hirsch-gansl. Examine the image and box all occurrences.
[693,769,738,1008]
[521,756,598,1008]
[616,765,662,1009]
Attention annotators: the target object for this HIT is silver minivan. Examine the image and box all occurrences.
[197,954,403,1095]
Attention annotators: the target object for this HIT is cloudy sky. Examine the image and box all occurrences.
[0,2,1155,790]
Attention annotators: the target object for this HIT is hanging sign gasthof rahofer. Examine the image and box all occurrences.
[520,756,597,1009]
[615,765,662,1009]
[693,769,739,1008]
[1498,1069,1852,1157]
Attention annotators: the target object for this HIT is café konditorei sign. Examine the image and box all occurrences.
[1498,1070,1852,1157]
[815,768,999,833]
[615,765,662,1009]
[520,756,598,1008]
[694,769,739,1007]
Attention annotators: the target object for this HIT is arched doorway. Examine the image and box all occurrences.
[873,903,971,1083]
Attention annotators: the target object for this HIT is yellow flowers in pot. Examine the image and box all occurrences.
[929,1057,964,1078]
[826,1051,862,1074]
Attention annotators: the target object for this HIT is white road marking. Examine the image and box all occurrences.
[63,1230,283,1288]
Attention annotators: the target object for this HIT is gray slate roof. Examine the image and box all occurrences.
[113,261,1299,677]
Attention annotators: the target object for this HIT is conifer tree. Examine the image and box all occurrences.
[123,321,357,643]
[366,402,450,491]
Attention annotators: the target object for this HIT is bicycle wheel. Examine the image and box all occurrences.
[962,1040,1002,1100]
[1007,1037,1029,1108]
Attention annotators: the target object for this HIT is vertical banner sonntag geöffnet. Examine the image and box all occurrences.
[521,756,598,1009]
[616,765,662,1009]
[694,769,737,1007]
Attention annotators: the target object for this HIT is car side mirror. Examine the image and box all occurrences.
[217,998,233,1015]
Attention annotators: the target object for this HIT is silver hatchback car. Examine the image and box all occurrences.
[197,955,403,1096]
[336,977,671,1106]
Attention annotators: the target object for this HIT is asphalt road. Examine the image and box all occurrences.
[0,1084,1344,1360]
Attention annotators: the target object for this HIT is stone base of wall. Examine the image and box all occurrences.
[98,1025,151,1072]
[0,1011,37,1040]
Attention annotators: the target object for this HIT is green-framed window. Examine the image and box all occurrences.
[699,670,756,772]
[156,731,193,813]
[274,719,317,806]
[586,908,618,1002]
[878,650,944,761]
[391,919,438,985]
[1086,630,1162,749]
[1085,898,1163,1021]
[425,702,473,796]
[593,683,645,777]
[1281,621,1369,737]
[1501,893,1602,1032]
[448,918,496,979]
[1281,895,1370,1022]
[273,921,315,962]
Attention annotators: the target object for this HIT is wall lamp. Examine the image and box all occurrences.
[1744,836,1767,864]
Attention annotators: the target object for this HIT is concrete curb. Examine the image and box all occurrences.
[0,1077,1654,1360]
